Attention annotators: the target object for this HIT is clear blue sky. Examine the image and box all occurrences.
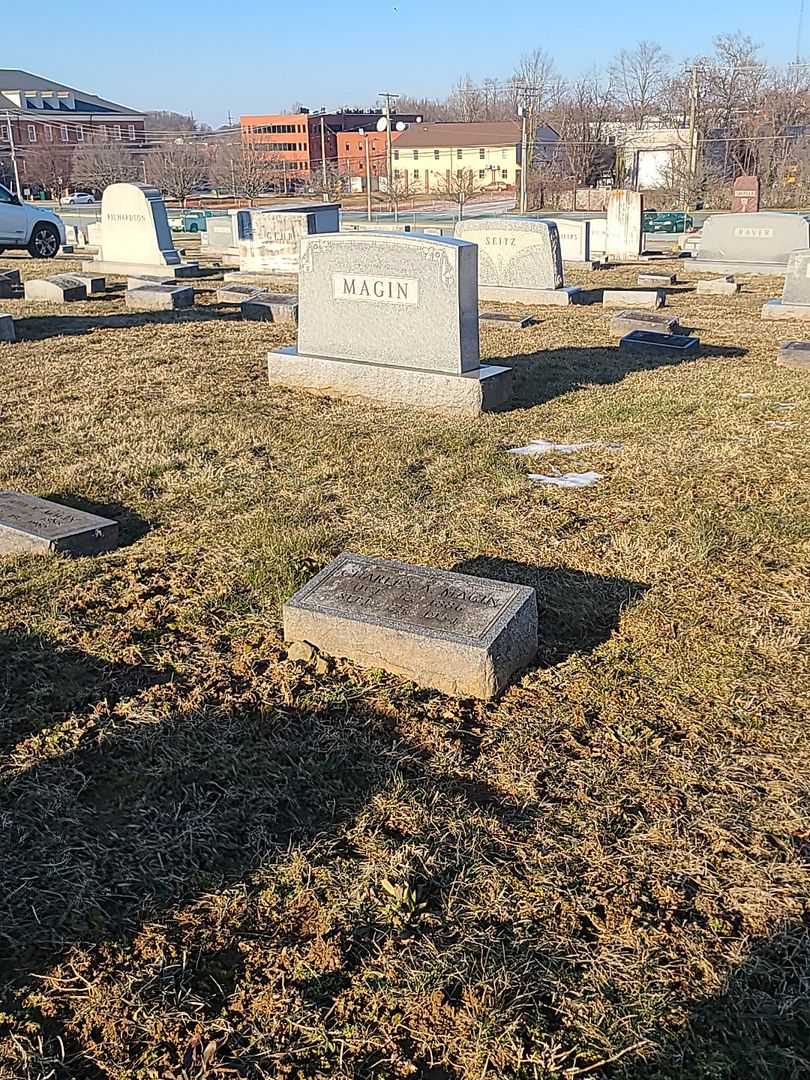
[5,0,806,125]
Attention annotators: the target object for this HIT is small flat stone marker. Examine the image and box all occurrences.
[638,272,676,287]
[776,341,810,371]
[72,274,106,295]
[0,314,15,342]
[0,278,13,300]
[0,492,118,556]
[127,274,177,290]
[603,289,664,310]
[697,276,740,296]
[283,552,538,699]
[610,310,679,337]
[241,293,298,323]
[620,330,699,359]
[125,284,195,310]
[479,312,534,328]
[216,283,263,304]
[0,269,21,287]
[24,275,88,302]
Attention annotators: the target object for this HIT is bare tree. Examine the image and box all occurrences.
[610,41,671,128]
[210,142,278,203]
[547,69,614,199]
[71,143,139,191]
[309,161,346,201]
[431,167,485,219]
[448,75,485,122]
[22,146,74,198]
[149,141,208,204]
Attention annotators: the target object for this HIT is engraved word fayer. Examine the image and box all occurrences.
[333,274,419,305]
[733,227,774,239]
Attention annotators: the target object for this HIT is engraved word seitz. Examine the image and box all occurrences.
[733,227,774,239]
[332,274,419,304]
[484,235,518,247]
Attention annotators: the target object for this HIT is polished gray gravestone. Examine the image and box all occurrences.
[454,218,581,305]
[0,278,13,300]
[620,330,699,359]
[697,276,740,296]
[0,269,21,288]
[0,314,15,342]
[609,310,680,337]
[0,492,118,555]
[241,293,298,323]
[603,289,665,310]
[125,284,195,310]
[24,275,88,302]
[283,552,538,699]
[696,212,810,275]
[268,232,512,415]
[216,283,263,304]
[762,249,810,320]
[776,341,810,370]
[479,312,534,328]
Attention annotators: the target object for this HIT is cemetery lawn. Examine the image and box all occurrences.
[1,253,809,1080]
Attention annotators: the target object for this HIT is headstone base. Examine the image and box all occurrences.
[82,260,200,279]
[697,277,740,296]
[694,259,787,276]
[478,285,583,306]
[283,552,538,699]
[761,300,810,321]
[776,341,810,371]
[267,348,512,415]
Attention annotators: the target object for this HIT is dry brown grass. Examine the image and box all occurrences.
[0,250,809,1080]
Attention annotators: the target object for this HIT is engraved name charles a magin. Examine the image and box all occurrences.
[332,274,419,304]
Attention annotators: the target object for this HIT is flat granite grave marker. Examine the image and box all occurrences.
[609,310,680,337]
[603,289,664,310]
[776,341,810,371]
[696,212,810,275]
[72,274,106,295]
[0,278,13,300]
[241,293,298,323]
[620,330,699,359]
[762,250,810,320]
[268,232,511,415]
[283,552,538,699]
[479,312,534,328]
[638,271,676,287]
[454,218,581,305]
[0,314,14,342]
[125,284,195,310]
[24,275,88,302]
[731,175,760,213]
[83,183,199,279]
[606,190,643,261]
[216,283,263,304]
[697,276,740,296]
[0,269,21,288]
[0,492,118,556]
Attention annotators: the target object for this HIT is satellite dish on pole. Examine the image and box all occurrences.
[376,116,389,132]
[395,121,406,132]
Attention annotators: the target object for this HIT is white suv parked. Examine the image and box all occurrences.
[0,184,66,257]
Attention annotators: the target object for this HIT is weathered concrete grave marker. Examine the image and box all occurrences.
[267,232,512,415]
[697,276,740,296]
[603,289,665,310]
[283,552,538,699]
[454,218,581,305]
[696,212,810,275]
[0,492,118,556]
[762,250,810,320]
[242,293,298,323]
[638,271,676,287]
[125,284,195,310]
[609,310,680,337]
[479,312,534,328]
[606,190,643,261]
[24,275,88,302]
[83,183,199,279]
[776,341,810,370]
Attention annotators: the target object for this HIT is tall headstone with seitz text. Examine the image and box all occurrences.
[82,183,200,279]
[267,232,512,415]
[454,218,581,304]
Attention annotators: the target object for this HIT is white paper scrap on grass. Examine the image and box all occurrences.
[507,439,623,456]
[527,471,603,488]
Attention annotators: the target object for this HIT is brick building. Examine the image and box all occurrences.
[0,69,145,187]
[240,108,421,182]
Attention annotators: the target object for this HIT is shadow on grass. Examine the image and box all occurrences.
[452,557,648,666]
[496,344,747,409]
[613,924,810,1079]
[38,493,152,548]
[13,307,233,340]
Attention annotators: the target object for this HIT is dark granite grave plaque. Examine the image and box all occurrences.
[0,492,118,555]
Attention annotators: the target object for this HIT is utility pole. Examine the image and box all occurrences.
[319,114,328,202]
[4,110,21,196]
[519,103,528,214]
[379,91,399,218]
[230,156,236,195]
[364,133,372,221]
[686,63,699,211]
